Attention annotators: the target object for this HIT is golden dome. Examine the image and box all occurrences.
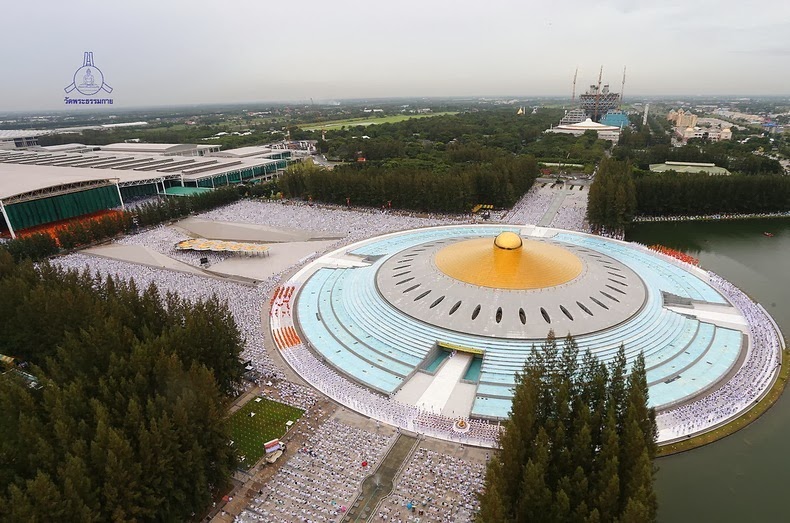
[434,236,582,290]
[494,231,523,250]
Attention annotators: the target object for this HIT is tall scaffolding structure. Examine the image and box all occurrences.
[578,66,622,122]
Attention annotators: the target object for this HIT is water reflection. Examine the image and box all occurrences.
[628,218,790,523]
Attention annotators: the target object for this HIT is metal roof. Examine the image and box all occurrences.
[0,162,117,201]
[100,143,197,154]
[211,146,274,158]
[0,130,50,140]
[0,149,283,202]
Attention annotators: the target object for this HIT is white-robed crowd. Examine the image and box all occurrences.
[281,342,503,449]
[634,210,790,223]
[500,185,556,226]
[378,447,485,523]
[46,196,785,522]
[236,419,394,523]
[656,272,783,440]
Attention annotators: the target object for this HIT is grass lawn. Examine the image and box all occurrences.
[229,397,304,468]
[299,112,458,131]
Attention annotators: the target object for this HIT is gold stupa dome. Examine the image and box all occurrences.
[494,231,523,250]
[434,234,582,290]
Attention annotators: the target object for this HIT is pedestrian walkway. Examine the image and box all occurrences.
[344,434,418,522]
[538,189,568,226]
[416,353,472,413]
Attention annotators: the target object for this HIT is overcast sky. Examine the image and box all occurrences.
[2,0,789,111]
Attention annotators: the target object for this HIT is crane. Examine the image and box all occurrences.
[571,67,578,103]
[593,66,603,121]
[620,66,626,104]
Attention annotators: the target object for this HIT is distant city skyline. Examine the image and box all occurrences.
[2,0,789,112]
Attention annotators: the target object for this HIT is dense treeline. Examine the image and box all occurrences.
[280,155,539,212]
[311,109,609,170]
[587,158,637,230]
[0,252,242,520]
[132,186,241,227]
[612,137,782,175]
[617,115,671,149]
[289,109,614,213]
[634,173,790,216]
[586,114,788,221]
[522,131,610,167]
[315,109,567,160]
[0,187,241,262]
[53,212,133,251]
[0,233,61,263]
[478,334,658,523]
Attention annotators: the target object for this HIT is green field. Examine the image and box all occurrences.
[229,397,304,468]
[300,112,458,131]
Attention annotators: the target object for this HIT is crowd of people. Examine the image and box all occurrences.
[43,192,787,521]
[499,182,596,235]
[117,224,232,267]
[273,380,319,411]
[200,200,466,248]
[549,203,590,233]
[634,210,790,223]
[275,339,502,448]
[377,446,486,523]
[647,244,700,266]
[656,271,783,440]
[499,184,554,225]
[235,419,395,523]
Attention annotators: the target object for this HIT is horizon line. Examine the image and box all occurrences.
[2,94,790,115]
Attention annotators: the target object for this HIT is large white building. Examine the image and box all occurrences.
[677,126,732,143]
[667,109,698,128]
[0,130,48,150]
[0,146,294,238]
[99,142,221,156]
[545,118,622,142]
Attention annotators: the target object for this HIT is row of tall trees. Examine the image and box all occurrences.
[587,158,638,230]
[280,155,539,213]
[478,334,658,523]
[133,186,241,227]
[634,173,790,216]
[54,212,133,250]
[0,233,60,263]
[0,253,243,520]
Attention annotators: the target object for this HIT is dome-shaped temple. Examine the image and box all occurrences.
[493,231,523,250]
[434,235,583,290]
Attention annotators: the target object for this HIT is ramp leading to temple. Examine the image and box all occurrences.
[416,352,473,413]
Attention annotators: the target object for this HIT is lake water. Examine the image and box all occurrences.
[628,218,790,523]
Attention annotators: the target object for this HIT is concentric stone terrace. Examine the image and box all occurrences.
[288,224,751,432]
[378,232,644,339]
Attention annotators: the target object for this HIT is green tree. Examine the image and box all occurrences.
[477,334,658,522]
[587,158,637,231]
[0,257,239,521]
